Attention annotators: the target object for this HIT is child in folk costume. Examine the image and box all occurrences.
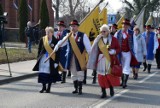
[88,24,121,98]
[33,27,61,93]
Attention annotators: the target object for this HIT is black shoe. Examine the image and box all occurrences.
[61,81,65,83]
[122,85,127,88]
[101,94,107,98]
[120,74,124,86]
[92,78,96,84]
[83,80,86,84]
[46,89,50,93]
[72,80,78,94]
[61,71,66,83]
[78,90,82,95]
[72,90,78,94]
[148,64,151,73]
[39,84,46,93]
[78,81,83,95]
[83,70,87,85]
[46,83,51,93]
[101,88,107,98]
[67,71,71,77]
[132,69,136,79]
[39,89,46,93]
[134,76,137,80]
[133,75,135,79]
[143,62,147,71]
[92,70,97,84]
[134,73,138,80]
[122,74,129,89]
[110,86,114,97]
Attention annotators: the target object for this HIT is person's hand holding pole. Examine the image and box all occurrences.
[44,32,72,63]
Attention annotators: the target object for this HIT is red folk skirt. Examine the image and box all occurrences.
[98,74,120,88]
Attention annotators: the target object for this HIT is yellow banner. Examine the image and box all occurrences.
[79,6,100,42]
[145,15,153,26]
[99,8,107,26]
[116,15,125,30]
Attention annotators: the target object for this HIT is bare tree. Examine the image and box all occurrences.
[68,0,81,19]
[52,0,64,21]
[53,0,89,22]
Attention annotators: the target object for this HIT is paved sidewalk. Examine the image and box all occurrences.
[0,60,37,85]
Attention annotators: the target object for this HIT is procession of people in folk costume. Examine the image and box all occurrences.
[33,17,160,98]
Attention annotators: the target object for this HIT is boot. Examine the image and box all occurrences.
[143,62,147,71]
[61,71,67,83]
[39,83,46,93]
[148,64,151,73]
[134,73,138,79]
[120,74,124,86]
[67,71,71,77]
[92,70,97,84]
[83,70,87,84]
[46,83,51,93]
[123,74,129,89]
[132,69,136,79]
[72,80,78,94]
[78,81,83,95]
[110,86,114,97]
[101,87,107,98]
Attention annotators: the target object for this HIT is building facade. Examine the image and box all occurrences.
[0,0,54,28]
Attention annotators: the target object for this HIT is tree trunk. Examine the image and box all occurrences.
[55,0,60,21]
[68,0,75,19]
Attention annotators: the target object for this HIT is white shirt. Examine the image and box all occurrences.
[153,33,159,53]
[57,31,91,54]
[102,37,108,44]
[114,30,129,39]
[54,31,63,39]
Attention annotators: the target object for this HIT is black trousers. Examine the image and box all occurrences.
[155,49,160,68]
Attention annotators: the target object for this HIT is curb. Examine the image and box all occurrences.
[0,73,38,85]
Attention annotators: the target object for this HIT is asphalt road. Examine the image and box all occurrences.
[0,64,160,108]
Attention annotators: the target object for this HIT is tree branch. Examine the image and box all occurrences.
[52,0,57,9]
[123,0,135,11]
[73,0,80,13]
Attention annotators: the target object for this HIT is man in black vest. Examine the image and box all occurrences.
[54,20,91,95]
